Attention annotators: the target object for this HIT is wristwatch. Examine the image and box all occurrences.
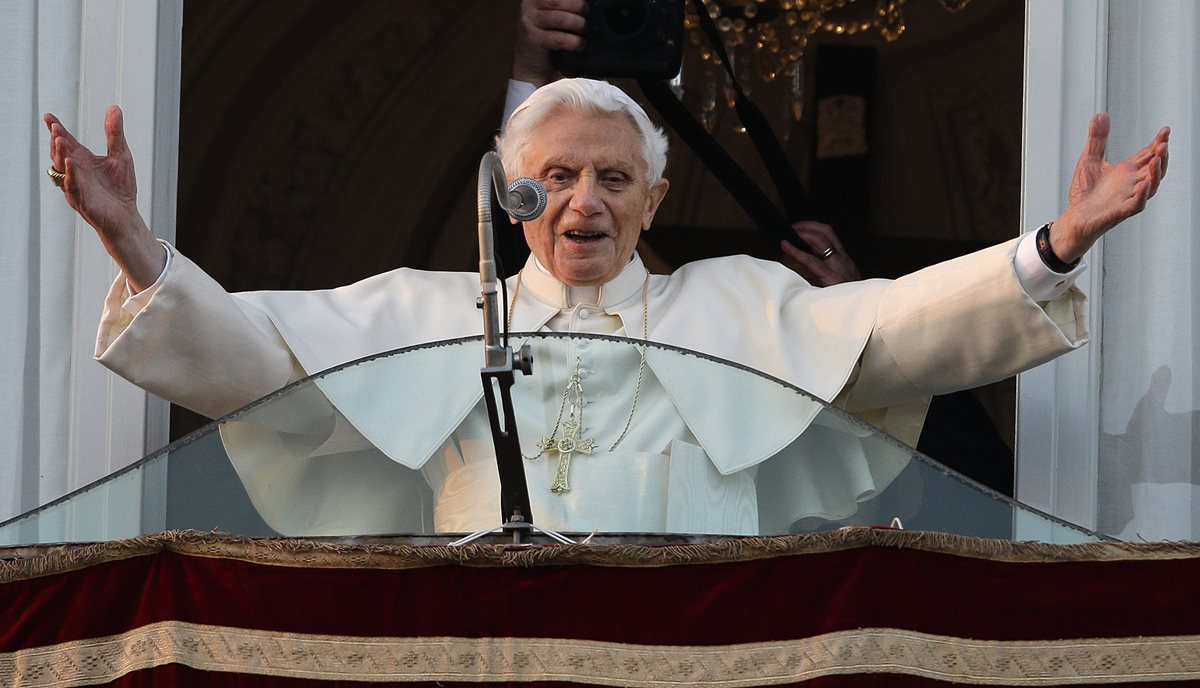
[1035,222,1082,273]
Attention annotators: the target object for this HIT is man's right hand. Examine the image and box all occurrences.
[44,106,165,293]
[513,0,587,86]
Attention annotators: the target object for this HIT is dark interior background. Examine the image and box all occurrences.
[173,0,1024,489]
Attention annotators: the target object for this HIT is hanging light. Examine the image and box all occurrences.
[684,0,973,131]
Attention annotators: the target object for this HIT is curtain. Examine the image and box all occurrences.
[0,0,178,523]
[1098,1,1200,538]
[0,1,81,521]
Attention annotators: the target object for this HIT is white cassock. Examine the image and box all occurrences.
[95,237,1087,536]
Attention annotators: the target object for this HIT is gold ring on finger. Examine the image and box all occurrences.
[47,166,66,188]
[820,246,836,259]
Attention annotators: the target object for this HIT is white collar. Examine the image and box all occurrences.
[522,254,648,310]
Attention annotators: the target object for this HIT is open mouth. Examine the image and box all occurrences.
[563,230,608,243]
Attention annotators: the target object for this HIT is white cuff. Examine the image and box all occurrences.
[502,79,538,132]
[1014,230,1087,302]
[122,242,172,314]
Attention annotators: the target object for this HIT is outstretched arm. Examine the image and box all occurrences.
[839,115,1169,429]
[44,105,165,292]
[45,106,298,418]
[1049,113,1170,263]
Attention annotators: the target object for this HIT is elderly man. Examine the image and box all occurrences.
[43,69,1167,535]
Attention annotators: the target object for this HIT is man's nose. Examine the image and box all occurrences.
[568,177,604,216]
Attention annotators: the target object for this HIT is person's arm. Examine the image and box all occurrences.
[842,114,1169,412]
[781,217,1086,300]
[502,0,589,128]
[95,244,301,420]
[46,106,298,418]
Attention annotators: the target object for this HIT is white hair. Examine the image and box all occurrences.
[496,78,669,186]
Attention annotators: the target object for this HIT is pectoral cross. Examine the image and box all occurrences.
[537,419,597,494]
[533,368,597,494]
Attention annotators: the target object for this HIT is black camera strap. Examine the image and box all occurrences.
[637,0,812,253]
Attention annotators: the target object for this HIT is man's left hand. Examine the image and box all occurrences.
[1051,113,1170,263]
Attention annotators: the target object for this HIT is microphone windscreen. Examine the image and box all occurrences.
[505,177,547,222]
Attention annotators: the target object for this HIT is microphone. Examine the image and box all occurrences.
[504,177,547,222]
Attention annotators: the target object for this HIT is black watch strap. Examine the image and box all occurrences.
[1035,222,1082,273]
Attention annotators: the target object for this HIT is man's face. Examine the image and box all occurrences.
[517,109,669,286]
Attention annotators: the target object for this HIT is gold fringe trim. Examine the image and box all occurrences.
[5,621,1200,687]
[4,528,1200,584]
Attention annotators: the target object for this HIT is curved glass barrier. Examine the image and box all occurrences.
[0,334,1102,546]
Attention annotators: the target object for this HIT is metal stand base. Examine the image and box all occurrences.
[448,510,577,547]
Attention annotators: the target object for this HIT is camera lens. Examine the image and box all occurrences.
[604,0,648,36]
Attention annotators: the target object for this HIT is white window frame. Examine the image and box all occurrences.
[64,0,181,534]
[1015,0,1109,531]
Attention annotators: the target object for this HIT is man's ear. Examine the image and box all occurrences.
[643,177,670,229]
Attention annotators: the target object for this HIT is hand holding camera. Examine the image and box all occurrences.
[513,0,588,86]
[514,0,685,84]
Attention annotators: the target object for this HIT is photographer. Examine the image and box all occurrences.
[510,0,861,288]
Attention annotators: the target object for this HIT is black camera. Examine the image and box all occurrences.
[551,0,685,81]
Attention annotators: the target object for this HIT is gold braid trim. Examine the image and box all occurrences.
[5,528,1200,584]
[5,621,1200,687]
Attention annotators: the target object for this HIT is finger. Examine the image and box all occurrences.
[44,113,82,149]
[105,105,129,159]
[50,124,86,171]
[532,8,587,33]
[49,126,62,169]
[791,220,847,255]
[48,118,84,152]
[528,26,585,51]
[788,223,829,252]
[1126,181,1150,217]
[1135,141,1167,197]
[62,157,82,208]
[1083,112,1110,160]
[781,240,831,283]
[1122,172,1152,212]
[1132,126,1169,164]
[51,135,67,172]
[789,230,861,283]
[781,237,818,262]
[790,227,848,270]
[790,239,860,284]
[1147,154,1164,198]
[534,0,587,14]
[1157,133,1170,178]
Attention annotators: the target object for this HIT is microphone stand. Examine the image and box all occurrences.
[450,153,574,547]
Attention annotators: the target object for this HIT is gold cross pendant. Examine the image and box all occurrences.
[537,419,597,494]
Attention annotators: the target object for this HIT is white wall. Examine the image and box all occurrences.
[0,0,180,522]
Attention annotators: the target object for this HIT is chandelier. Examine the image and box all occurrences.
[683,0,974,130]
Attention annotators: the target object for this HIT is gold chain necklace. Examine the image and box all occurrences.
[507,269,649,494]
